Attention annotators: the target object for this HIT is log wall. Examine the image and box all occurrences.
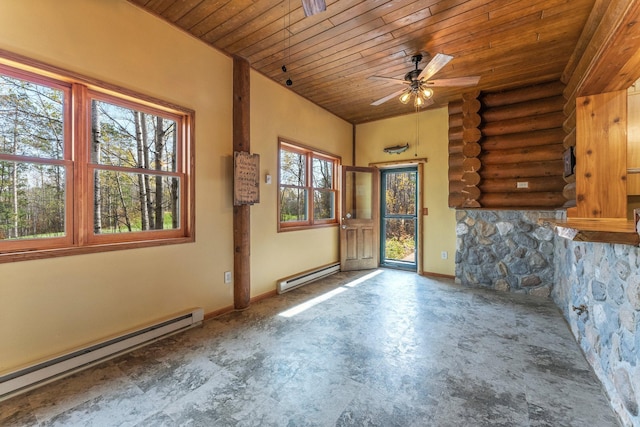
[448,81,568,209]
[448,93,483,208]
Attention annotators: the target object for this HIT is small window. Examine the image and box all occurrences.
[278,139,339,231]
[0,54,194,262]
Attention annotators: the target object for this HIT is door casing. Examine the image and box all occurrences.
[379,166,419,271]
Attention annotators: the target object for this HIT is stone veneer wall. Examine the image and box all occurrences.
[455,210,564,296]
[455,208,639,425]
[553,238,640,427]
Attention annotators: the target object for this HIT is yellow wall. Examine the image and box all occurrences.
[355,108,456,276]
[250,72,352,296]
[0,0,351,372]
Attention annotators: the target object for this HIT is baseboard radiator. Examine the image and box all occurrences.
[0,307,204,401]
[277,262,340,294]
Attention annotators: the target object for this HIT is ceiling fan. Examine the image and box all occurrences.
[370,53,480,108]
[301,0,326,16]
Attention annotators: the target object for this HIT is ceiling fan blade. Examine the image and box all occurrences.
[302,0,326,16]
[422,97,435,107]
[371,88,407,106]
[424,76,481,87]
[369,76,409,85]
[417,53,453,81]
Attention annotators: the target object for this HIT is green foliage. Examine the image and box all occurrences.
[0,68,185,242]
[385,171,416,215]
[383,169,417,262]
[385,235,415,260]
[0,75,65,239]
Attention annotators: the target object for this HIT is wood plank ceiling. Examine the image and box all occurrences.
[128,0,597,124]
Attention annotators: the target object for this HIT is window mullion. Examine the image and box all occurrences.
[307,153,314,225]
[72,83,90,246]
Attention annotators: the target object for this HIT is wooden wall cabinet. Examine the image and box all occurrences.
[575,90,628,218]
[627,88,640,195]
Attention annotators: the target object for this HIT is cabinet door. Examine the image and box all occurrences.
[576,90,627,218]
[628,92,640,195]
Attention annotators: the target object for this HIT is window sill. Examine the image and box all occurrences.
[0,236,194,264]
[278,223,338,232]
[542,218,639,246]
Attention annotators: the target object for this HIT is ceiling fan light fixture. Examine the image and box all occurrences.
[370,52,479,109]
[421,87,434,99]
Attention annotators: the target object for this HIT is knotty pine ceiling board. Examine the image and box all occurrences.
[129,0,597,124]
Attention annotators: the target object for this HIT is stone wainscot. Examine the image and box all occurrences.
[455,208,639,426]
[455,209,564,297]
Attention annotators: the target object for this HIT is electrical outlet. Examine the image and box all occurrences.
[224,271,232,283]
[441,251,448,260]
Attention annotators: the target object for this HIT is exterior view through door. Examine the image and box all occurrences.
[380,167,418,270]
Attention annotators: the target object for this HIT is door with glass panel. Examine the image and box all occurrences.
[340,166,379,271]
[380,167,418,270]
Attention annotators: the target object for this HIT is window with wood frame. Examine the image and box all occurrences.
[278,139,339,231]
[0,55,194,262]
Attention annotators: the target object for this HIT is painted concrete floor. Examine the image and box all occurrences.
[1,269,620,426]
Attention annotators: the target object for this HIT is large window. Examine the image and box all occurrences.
[278,139,339,231]
[0,56,194,262]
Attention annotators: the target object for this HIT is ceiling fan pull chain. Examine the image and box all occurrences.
[415,106,419,157]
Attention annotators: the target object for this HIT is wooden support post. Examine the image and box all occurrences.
[233,56,251,310]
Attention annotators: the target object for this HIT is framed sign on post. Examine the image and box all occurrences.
[234,151,260,205]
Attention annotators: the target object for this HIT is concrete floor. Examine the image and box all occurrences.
[0,269,620,426]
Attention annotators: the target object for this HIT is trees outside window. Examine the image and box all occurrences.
[0,57,194,262]
[89,97,182,240]
[278,140,339,231]
[0,71,70,250]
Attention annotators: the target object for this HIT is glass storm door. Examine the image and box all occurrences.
[380,167,418,270]
[340,166,379,271]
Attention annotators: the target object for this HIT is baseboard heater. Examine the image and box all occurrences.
[277,262,340,294]
[0,307,204,401]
